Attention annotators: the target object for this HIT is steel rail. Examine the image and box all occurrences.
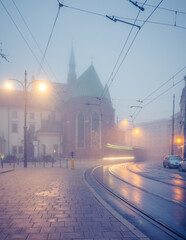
[126,164,186,188]
[109,167,186,207]
[86,165,185,240]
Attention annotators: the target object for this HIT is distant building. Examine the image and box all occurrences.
[138,112,182,162]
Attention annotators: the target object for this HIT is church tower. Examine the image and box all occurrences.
[67,47,76,85]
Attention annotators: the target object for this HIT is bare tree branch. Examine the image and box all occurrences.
[0,42,10,62]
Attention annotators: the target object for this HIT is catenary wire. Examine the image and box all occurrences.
[99,1,147,101]
[116,17,186,30]
[131,77,184,121]
[100,0,164,101]
[130,1,186,15]
[129,66,186,121]
[131,66,186,119]
[37,2,63,77]
[143,78,184,108]
[142,66,186,102]
[11,0,60,82]
[0,0,48,75]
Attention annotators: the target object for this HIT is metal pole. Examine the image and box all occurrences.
[24,71,27,168]
[171,94,175,155]
[184,76,186,159]
[8,107,10,155]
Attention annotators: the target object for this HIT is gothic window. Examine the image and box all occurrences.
[91,112,100,148]
[30,113,35,120]
[12,146,17,155]
[12,111,17,119]
[77,113,84,148]
[29,124,35,133]
[12,123,18,133]
[42,144,46,156]
[18,146,23,154]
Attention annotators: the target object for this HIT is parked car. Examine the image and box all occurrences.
[179,159,186,172]
[163,155,182,168]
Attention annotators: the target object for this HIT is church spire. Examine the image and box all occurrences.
[67,47,77,85]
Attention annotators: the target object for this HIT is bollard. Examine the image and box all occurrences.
[70,151,74,170]
[1,159,3,168]
[66,158,68,168]
[71,158,74,170]
[52,159,54,168]
[43,158,45,168]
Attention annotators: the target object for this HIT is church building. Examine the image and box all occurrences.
[0,49,115,161]
[62,49,115,159]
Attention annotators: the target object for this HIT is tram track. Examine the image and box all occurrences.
[126,164,186,188]
[85,164,186,240]
[109,165,186,207]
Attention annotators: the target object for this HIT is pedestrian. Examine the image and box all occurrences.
[1,154,4,168]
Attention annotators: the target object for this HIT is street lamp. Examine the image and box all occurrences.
[133,128,140,134]
[7,71,47,168]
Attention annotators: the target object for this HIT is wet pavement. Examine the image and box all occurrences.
[0,162,148,240]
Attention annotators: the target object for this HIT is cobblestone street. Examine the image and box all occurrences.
[0,165,144,240]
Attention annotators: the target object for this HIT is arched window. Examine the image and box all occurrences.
[91,112,100,148]
[77,112,84,148]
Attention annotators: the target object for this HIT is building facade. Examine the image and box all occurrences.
[0,49,115,161]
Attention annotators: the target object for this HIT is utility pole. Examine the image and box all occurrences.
[171,94,175,155]
[183,76,186,158]
[24,71,28,168]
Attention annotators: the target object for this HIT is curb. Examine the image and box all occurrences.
[0,169,14,174]
[83,171,150,240]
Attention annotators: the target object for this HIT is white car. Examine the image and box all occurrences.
[179,159,186,172]
[163,155,182,168]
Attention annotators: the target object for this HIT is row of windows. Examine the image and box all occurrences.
[12,123,35,133]
[12,146,23,155]
[11,111,35,120]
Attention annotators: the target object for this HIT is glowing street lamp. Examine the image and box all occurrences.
[7,71,47,168]
[122,120,128,125]
[176,137,183,144]
[39,82,47,92]
[133,128,140,135]
[6,82,12,89]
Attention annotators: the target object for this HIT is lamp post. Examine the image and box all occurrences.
[24,71,28,168]
[184,76,186,159]
[7,71,47,168]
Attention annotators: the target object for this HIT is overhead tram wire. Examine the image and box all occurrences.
[37,0,63,77]
[131,76,184,121]
[11,0,59,82]
[129,1,186,15]
[115,17,186,30]
[142,77,184,109]
[54,2,144,104]
[0,0,48,75]
[61,3,105,18]
[131,72,185,121]
[100,0,164,102]
[142,66,186,103]
[99,1,147,103]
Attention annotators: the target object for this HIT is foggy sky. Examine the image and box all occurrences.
[0,0,186,124]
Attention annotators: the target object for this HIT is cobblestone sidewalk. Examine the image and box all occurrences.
[0,165,147,240]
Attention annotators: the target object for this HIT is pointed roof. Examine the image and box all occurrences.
[66,65,111,101]
[67,47,76,84]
